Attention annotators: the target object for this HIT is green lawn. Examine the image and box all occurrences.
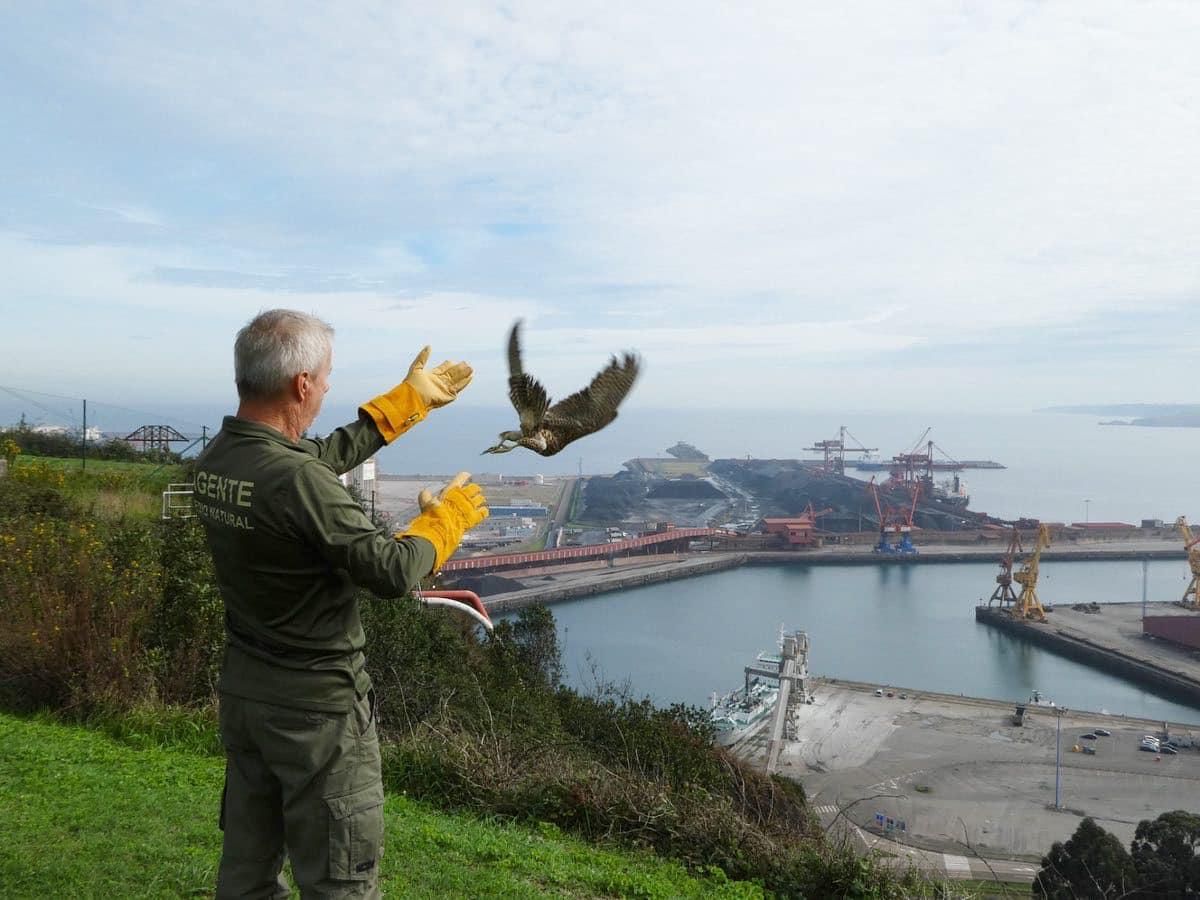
[0,713,760,898]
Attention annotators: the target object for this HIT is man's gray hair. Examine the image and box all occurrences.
[234,309,335,401]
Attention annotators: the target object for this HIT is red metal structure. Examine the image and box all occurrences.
[988,526,1023,608]
[867,477,920,554]
[442,527,727,572]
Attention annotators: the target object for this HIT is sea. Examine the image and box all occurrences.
[546,561,1200,726]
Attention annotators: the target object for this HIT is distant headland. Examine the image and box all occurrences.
[1039,404,1200,428]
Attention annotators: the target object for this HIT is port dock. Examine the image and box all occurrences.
[731,678,1200,875]
[975,602,1200,706]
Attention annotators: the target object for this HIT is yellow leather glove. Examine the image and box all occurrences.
[360,347,473,443]
[398,472,489,570]
[360,382,427,443]
[403,346,473,409]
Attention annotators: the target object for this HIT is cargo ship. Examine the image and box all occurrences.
[709,677,779,745]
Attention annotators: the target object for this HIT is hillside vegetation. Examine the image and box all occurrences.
[0,449,940,897]
[0,712,758,898]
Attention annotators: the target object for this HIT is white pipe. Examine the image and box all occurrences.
[419,596,495,634]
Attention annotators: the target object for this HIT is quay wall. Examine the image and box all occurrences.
[975,606,1200,707]
[484,554,746,613]
[744,547,1183,567]
[479,543,1185,612]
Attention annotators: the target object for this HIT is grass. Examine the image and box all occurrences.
[12,455,182,478]
[0,712,762,898]
[10,455,185,519]
[952,880,1032,897]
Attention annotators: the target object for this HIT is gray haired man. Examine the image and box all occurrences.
[195,309,488,897]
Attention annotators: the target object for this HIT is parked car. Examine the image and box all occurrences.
[1079,733,1097,740]
[1161,745,1179,755]
[1093,728,1111,737]
[1139,744,1159,753]
[1081,745,1097,755]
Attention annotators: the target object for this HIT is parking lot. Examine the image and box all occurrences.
[734,680,1200,859]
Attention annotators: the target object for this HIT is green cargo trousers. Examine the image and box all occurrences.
[216,691,384,899]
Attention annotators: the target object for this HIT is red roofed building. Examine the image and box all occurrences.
[760,516,818,547]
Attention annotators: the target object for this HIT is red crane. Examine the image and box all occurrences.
[867,477,920,555]
[988,526,1023,608]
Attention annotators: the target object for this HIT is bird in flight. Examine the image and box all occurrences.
[482,320,640,456]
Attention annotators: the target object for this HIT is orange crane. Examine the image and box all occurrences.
[867,477,920,555]
[1013,523,1051,621]
[988,526,1023,609]
[1174,516,1200,608]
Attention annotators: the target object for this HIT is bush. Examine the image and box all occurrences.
[0,474,221,712]
[145,519,224,705]
[0,514,158,711]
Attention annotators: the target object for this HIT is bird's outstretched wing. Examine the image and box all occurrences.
[506,320,549,434]
[544,352,640,445]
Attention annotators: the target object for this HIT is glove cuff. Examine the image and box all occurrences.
[360,383,428,443]
[399,508,455,570]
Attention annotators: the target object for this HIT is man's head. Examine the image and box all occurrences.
[235,309,334,429]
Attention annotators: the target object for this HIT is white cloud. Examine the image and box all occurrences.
[4,1,1199,409]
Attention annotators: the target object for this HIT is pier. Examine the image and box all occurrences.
[975,602,1200,706]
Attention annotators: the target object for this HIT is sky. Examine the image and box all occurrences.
[2,1,1199,426]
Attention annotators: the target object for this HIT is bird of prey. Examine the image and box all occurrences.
[482,320,640,456]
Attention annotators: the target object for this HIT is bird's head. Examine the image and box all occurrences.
[481,430,523,454]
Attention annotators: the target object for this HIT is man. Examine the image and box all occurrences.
[194,309,488,898]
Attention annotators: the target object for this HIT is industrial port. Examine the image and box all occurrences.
[377,431,1200,881]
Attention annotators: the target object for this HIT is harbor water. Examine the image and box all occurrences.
[548,558,1200,725]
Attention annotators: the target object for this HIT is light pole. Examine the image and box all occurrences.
[1142,557,1149,619]
[1084,499,1091,524]
[1054,707,1068,810]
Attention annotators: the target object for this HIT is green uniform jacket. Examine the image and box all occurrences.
[194,415,436,712]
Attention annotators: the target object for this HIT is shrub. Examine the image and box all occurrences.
[144,519,224,705]
[0,514,158,711]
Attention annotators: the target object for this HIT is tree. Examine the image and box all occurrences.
[1034,817,1136,899]
[1131,810,1200,897]
[510,604,562,689]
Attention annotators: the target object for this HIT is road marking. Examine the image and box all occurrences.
[943,853,971,876]
[815,804,838,815]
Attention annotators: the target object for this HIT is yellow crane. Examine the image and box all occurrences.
[1174,517,1200,608]
[1013,523,1051,621]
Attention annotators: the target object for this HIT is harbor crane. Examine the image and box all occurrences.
[804,426,877,475]
[867,477,920,555]
[988,526,1023,609]
[1174,516,1200,608]
[1013,523,1051,621]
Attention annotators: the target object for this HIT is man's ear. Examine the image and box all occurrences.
[292,370,310,402]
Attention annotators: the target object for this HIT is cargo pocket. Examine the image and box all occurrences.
[325,782,385,881]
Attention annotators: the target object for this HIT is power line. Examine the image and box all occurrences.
[0,383,214,437]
